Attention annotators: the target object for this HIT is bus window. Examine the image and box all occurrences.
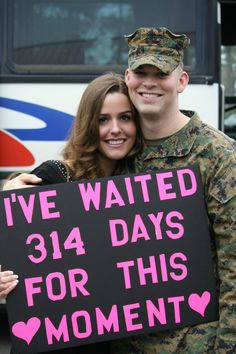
[221,47,236,97]
[9,0,196,74]
[221,0,236,140]
[0,0,222,179]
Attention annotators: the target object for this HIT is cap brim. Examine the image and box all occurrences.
[129,55,178,74]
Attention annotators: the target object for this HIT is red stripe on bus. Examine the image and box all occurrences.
[0,131,35,167]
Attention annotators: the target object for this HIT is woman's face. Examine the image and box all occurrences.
[97,92,136,174]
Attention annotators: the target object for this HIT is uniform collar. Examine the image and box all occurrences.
[141,111,202,160]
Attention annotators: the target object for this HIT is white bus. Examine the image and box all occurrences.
[0,0,236,183]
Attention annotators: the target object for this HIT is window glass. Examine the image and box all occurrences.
[221,45,236,97]
[222,45,236,139]
[224,103,236,140]
[12,0,196,73]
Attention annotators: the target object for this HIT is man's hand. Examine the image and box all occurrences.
[3,173,42,191]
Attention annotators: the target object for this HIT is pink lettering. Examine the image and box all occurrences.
[45,315,69,344]
[168,296,185,323]
[24,277,42,307]
[46,272,66,301]
[124,177,135,204]
[17,194,35,223]
[24,268,90,307]
[116,253,186,289]
[109,219,128,247]
[148,212,164,240]
[134,174,151,202]
[42,296,188,343]
[95,305,119,335]
[156,172,176,200]
[132,214,150,242]
[137,256,158,285]
[3,197,13,226]
[170,252,188,281]
[78,182,101,211]
[72,311,92,339]
[146,298,167,325]
[177,169,197,197]
[116,260,135,289]
[159,254,168,282]
[39,191,60,219]
[166,211,184,239]
[68,268,90,297]
[123,303,142,331]
[105,180,125,208]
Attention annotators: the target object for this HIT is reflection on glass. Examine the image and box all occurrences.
[13,0,196,72]
[221,45,236,97]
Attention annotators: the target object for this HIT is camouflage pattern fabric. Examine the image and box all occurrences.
[111,111,236,354]
[125,27,190,73]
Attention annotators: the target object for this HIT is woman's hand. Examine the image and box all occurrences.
[0,265,19,298]
[3,173,42,191]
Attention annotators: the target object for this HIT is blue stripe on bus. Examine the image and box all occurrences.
[0,97,74,141]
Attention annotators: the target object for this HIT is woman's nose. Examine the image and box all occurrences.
[110,119,121,134]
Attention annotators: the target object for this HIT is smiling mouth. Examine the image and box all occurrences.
[139,92,162,98]
[106,139,125,145]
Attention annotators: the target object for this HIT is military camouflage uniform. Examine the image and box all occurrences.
[111,111,236,354]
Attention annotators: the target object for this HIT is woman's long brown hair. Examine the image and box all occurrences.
[62,72,142,180]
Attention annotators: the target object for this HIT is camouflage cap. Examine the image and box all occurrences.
[125,27,190,74]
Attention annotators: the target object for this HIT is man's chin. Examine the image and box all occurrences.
[139,110,160,120]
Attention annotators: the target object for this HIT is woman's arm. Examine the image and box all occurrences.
[2,173,42,191]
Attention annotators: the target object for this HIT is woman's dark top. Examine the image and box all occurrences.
[31,158,136,185]
[25,160,111,354]
[31,159,74,184]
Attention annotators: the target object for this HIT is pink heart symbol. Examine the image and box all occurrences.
[12,317,41,345]
[188,291,211,317]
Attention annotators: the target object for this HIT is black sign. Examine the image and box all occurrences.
[0,165,218,353]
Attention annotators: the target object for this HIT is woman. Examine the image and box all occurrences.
[0,72,142,353]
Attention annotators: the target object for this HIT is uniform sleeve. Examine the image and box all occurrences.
[208,150,236,353]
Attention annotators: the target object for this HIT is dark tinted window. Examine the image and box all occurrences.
[221,1,236,139]
[11,0,196,73]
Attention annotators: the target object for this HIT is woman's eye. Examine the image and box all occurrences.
[120,114,132,121]
[98,116,108,124]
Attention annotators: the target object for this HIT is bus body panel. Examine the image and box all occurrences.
[0,0,224,177]
[0,83,219,173]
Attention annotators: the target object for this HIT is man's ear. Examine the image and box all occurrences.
[177,71,189,93]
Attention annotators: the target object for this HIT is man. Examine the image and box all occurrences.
[2,27,236,354]
[110,27,236,354]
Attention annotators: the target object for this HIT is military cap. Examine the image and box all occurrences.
[125,27,190,74]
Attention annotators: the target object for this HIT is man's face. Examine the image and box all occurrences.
[125,64,188,119]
